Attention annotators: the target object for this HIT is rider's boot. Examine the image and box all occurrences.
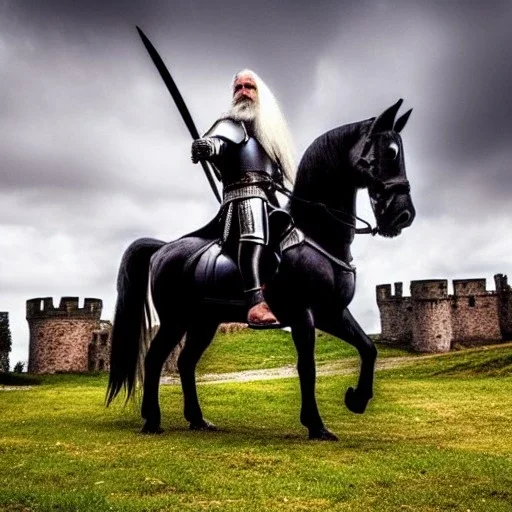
[238,241,280,328]
[247,299,278,326]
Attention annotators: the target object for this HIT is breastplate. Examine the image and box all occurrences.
[217,137,279,185]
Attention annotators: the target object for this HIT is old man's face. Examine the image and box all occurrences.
[233,74,257,105]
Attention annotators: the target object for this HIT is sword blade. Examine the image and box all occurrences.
[136,26,221,203]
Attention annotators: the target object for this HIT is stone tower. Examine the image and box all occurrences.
[411,280,452,353]
[27,297,102,374]
[377,273,511,352]
[495,274,512,339]
[376,282,413,343]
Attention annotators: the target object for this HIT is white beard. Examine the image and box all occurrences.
[223,73,296,184]
[230,98,257,122]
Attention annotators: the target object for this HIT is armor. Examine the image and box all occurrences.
[192,117,284,325]
[196,118,283,244]
[204,118,248,144]
[201,118,282,187]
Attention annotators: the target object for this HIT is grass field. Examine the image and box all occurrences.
[1,335,511,512]
[196,329,415,374]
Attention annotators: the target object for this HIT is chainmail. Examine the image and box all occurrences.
[222,184,268,206]
[280,227,305,253]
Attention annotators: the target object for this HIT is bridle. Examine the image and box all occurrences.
[275,171,411,236]
[271,131,412,236]
[275,182,378,235]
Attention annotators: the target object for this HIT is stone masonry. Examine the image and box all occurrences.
[27,297,110,374]
[88,320,112,372]
[377,274,512,353]
[24,296,245,375]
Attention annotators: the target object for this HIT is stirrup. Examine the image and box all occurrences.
[247,300,283,330]
[247,320,284,330]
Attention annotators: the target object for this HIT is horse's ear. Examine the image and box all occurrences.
[370,99,403,134]
[394,108,412,133]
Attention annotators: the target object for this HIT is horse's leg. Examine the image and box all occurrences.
[321,308,377,414]
[177,319,218,431]
[141,323,186,434]
[291,309,339,441]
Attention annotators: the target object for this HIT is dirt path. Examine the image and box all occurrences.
[1,357,414,391]
[160,355,424,385]
[3,343,508,390]
[0,385,34,391]
[161,342,512,385]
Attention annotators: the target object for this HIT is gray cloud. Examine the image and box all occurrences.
[1,0,511,367]
[432,2,512,156]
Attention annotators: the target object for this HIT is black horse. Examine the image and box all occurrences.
[107,99,415,441]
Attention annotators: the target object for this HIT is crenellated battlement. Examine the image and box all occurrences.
[27,296,106,374]
[453,279,487,297]
[495,274,510,293]
[26,297,102,321]
[410,279,448,300]
[376,284,392,302]
[377,274,511,352]
[376,282,404,302]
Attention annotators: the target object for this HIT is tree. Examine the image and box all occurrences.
[13,361,25,374]
[0,313,12,373]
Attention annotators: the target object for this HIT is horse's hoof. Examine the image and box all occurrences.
[308,427,339,441]
[189,419,217,431]
[141,423,164,434]
[344,387,372,414]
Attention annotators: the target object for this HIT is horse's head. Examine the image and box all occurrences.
[351,100,416,238]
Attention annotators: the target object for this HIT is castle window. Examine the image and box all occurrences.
[468,296,476,307]
[101,333,108,346]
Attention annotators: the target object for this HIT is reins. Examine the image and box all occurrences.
[274,183,378,236]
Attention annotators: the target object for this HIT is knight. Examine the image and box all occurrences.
[191,69,296,328]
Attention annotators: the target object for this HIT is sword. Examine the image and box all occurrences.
[136,26,222,204]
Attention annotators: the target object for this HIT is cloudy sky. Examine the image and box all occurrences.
[1,0,511,368]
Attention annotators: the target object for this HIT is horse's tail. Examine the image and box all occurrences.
[106,237,166,406]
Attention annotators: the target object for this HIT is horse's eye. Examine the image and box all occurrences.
[385,142,399,159]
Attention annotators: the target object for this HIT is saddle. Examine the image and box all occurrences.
[184,209,303,307]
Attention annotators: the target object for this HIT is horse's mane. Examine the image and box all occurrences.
[294,119,374,200]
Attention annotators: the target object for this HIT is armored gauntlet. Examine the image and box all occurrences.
[191,137,226,163]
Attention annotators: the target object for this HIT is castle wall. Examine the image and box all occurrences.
[27,297,102,374]
[411,280,452,353]
[451,294,501,344]
[376,283,413,343]
[377,274,512,352]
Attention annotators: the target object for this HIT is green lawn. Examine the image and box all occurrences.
[196,329,415,374]
[0,341,511,511]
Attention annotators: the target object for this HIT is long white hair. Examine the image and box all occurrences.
[226,69,296,184]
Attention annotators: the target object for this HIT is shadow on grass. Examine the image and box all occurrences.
[382,344,512,379]
[0,373,43,386]
[95,415,306,441]
[431,353,512,377]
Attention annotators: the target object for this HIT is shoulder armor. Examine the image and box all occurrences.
[203,118,248,144]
